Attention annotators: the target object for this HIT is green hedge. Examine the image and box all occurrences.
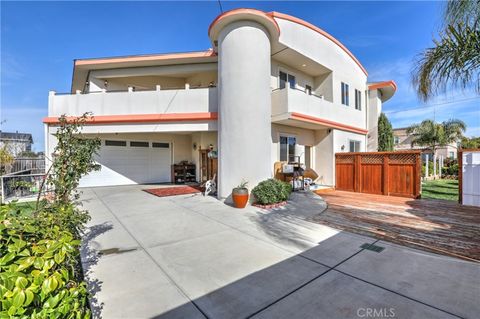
[0,114,99,318]
[252,179,292,205]
[0,202,90,318]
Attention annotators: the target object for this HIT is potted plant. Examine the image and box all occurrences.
[232,180,249,208]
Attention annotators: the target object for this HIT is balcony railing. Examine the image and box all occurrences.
[271,87,365,129]
[48,86,218,117]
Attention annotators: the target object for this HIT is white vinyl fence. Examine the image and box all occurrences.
[459,149,480,207]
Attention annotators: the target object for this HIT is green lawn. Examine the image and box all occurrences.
[1,200,37,215]
[422,179,459,201]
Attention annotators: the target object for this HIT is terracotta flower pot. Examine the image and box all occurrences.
[232,187,249,208]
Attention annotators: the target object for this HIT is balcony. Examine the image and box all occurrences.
[48,86,218,117]
[271,87,366,134]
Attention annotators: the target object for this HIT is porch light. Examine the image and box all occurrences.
[193,142,197,150]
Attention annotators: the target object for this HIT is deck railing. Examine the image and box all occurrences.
[0,173,51,203]
[2,157,45,175]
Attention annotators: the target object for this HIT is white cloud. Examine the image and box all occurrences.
[0,54,26,86]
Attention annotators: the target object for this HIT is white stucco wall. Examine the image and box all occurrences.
[333,129,366,154]
[367,89,382,151]
[217,21,273,199]
[49,87,218,117]
[274,17,368,107]
[271,87,366,129]
[313,129,334,185]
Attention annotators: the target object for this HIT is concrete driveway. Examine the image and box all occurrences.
[80,185,479,319]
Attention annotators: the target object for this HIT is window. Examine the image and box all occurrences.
[279,71,296,89]
[105,140,126,147]
[280,135,296,162]
[349,140,361,152]
[305,85,312,95]
[394,136,400,144]
[449,151,455,158]
[354,89,362,110]
[130,141,149,147]
[152,142,170,148]
[341,82,349,106]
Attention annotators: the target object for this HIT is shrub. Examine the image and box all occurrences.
[443,163,459,176]
[48,113,101,205]
[252,179,292,205]
[0,202,90,318]
[0,113,100,318]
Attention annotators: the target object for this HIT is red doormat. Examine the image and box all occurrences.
[143,185,203,197]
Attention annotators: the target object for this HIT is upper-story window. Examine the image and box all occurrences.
[354,89,362,110]
[394,136,400,144]
[279,71,296,89]
[341,82,349,106]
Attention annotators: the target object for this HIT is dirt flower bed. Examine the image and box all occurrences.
[252,201,288,209]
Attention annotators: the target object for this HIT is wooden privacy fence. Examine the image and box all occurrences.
[335,151,422,198]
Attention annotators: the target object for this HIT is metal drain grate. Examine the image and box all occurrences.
[360,243,385,253]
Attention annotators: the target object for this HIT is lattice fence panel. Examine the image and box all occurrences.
[336,155,355,164]
[389,153,416,164]
[361,155,383,164]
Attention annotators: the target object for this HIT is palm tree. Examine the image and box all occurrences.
[413,0,480,100]
[407,119,466,177]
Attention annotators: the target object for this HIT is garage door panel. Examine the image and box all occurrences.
[79,140,172,187]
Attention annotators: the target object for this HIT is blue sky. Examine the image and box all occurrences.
[2,1,479,152]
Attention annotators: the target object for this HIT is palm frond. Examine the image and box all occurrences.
[445,0,480,27]
[406,119,466,151]
[412,23,480,100]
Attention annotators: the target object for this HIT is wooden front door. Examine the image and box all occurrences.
[199,149,218,182]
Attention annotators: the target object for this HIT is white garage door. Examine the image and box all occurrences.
[79,139,172,187]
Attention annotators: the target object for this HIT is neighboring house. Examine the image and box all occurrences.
[0,130,33,157]
[44,9,396,198]
[393,128,458,159]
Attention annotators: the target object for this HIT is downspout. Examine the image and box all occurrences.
[365,89,369,150]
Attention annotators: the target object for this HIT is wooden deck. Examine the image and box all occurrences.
[313,191,480,262]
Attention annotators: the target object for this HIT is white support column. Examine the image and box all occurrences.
[439,155,443,178]
[433,152,437,179]
[216,21,273,199]
[425,154,429,178]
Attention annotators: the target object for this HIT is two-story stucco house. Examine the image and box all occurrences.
[0,130,34,157]
[44,9,396,199]
[393,127,458,159]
